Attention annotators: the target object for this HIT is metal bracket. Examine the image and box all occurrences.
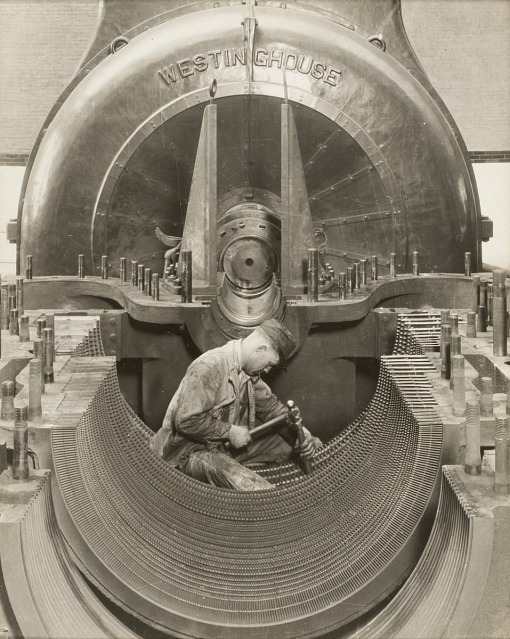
[6,219,17,244]
[99,310,127,359]
[481,216,493,242]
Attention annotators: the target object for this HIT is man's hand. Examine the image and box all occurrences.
[296,426,322,459]
[228,424,252,449]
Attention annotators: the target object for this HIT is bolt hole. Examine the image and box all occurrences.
[245,258,254,266]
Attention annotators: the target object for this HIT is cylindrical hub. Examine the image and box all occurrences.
[120,257,127,283]
[480,376,493,417]
[16,277,24,315]
[464,252,471,277]
[494,416,509,495]
[78,254,84,278]
[466,311,477,338]
[440,324,452,380]
[180,250,193,303]
[9,309,19,336]
[131,260,139,286]
[101,255,109,279]
[307,248,319,303]
[28,358,43,421]
[390,253,396,278]
[33,338,45,394]
[12,405,29,480]
[144,267,152,296]
[412,251,419,276]
[1,380,15,421]
[43,327,54,384]
[371,256,378,281]
[152,273,160,301]
[338,273,346,300]
[26,255,33,280]
[452,355,465,417]
[492,269,508,357]
[19,315,30,342]
[138,264,145,291]
[465,398,481,475]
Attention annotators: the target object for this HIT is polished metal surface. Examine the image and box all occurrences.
[19,2,481,280]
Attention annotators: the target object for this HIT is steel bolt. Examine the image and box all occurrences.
[465,398,481,475]
[492,269,507,357]
[466,311,477,338]
[28,358,42,421]
[19,314,30,343]
[12,405,29,480]
[452,355,465,417]
[1,381,15,421]
[480,376,493,417]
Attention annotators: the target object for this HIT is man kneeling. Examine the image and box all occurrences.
[150,319,321,491]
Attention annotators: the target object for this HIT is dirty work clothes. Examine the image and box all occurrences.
[180,434,294,491]
[150,339,290,489]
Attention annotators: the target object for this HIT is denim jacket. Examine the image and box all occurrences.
[150,340,286,465]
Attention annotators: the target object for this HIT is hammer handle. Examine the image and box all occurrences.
[249,413,289,440]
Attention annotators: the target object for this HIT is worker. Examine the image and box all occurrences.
[151,319,322,490]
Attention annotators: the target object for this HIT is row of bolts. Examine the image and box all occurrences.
[306,248,430,301]
[1,312,54,480]
[438,298,509,494]
[1,260,55,480]
[0,250,488,312]
[0,252,188,481]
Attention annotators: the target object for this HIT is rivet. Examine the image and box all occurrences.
[109,317,116,325]
[109,333,117,341]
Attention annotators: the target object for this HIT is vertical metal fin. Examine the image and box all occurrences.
[280,103,314,295]
[180,104,217,292]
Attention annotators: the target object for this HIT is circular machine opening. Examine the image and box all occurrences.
[107,95,392,441]
[105,95,394,277]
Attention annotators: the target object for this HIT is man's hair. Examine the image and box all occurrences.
[255,319,297,369]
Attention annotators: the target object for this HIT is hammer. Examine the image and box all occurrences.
[286,400,313,475]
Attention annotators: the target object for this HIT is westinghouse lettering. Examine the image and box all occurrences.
[158,47,342,87]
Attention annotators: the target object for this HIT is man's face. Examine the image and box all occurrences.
[243,342,280,376]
